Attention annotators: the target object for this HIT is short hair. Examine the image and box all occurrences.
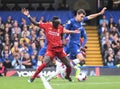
[52,16,59,21]
[77,9,86,15]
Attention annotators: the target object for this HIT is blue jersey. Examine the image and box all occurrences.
[65,17,88,46]
[64,17,88,59]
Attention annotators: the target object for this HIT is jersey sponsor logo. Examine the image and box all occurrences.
[77,49,80,52]
[66,20,71,24]
[48,30,59,36]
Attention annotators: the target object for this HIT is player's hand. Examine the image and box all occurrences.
[74,29,80,33]
[21,8,30,16]
[81,46,87,52]
[100,7,107,15]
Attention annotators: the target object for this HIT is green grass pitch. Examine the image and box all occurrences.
[0,76,120,89]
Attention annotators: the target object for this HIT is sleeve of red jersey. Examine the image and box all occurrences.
[39,22,46,30]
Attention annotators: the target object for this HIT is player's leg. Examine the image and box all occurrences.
[28,56,51,83]
[73,53,85,65]
[69,44,85,67]
[60,56,72,82]
[68,45,85,78]
[37,47,47,66]
[75,59,86,78]
[60,67,66,79]
[47,70,61,81]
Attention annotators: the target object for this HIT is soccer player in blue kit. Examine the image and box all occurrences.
[64,26,88,77]
[64,7,107,67]
[38,40,47,63]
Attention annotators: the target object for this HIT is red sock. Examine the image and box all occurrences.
[32,63,46,79]
[66,67,72,78]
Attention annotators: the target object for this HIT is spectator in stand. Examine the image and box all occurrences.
[1,50,12,62]
[6,16,14,25]
[0,29,3,43]
[3,23,12,38]
[22,53,32,68]
[11,33,19,43]
[19,43,29,54]
[12,54,25,69]
[109,26,120,41]
[0,61,6,76]
[99,21,109,39]
[3,58,12,68]
[1,45,12,68]
[116,19,120,32]
[39,16,46,23]
[1,47,13,68]
[101,31,112,49]
[11,41,19,54]
[21,18,28,31]
[1,44,12,59]
[116,49,120,67]
[104,48,115,66]
[0,16,5,31]
[111,39,120,55]
[3,33,12,47]
[21,25,30,37]
[108,17,116,29]
[106,52,116,66]
[20,32,30,45]
[11,20,21,38]
[110,27,120,54]
[99,15,109,26]
[0,39,3,58]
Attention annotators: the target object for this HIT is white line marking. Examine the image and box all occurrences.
[40,75,53,89]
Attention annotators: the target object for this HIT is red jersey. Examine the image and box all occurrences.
[39,22,63,50]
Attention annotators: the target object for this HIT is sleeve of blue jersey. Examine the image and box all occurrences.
[64,20,72,30]
[81,28,88,47]
[83,17,88,22]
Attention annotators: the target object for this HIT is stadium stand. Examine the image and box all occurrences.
[99,11,120,67]
[0,10,120,69]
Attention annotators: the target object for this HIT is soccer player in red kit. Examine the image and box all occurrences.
[22,8,78,82]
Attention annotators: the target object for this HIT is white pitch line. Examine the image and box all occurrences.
[40,75,53,89]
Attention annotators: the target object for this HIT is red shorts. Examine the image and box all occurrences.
[45,47,66,59]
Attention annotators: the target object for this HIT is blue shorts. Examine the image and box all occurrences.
[69,44,81,59]
[64,45,70,54]
[38,47,47,56]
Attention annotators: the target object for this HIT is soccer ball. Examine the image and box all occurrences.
[77,72,87,81]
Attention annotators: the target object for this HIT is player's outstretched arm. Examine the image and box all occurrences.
[87,7,107,20]
[63,28,80,34]
[21,8,39,26]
